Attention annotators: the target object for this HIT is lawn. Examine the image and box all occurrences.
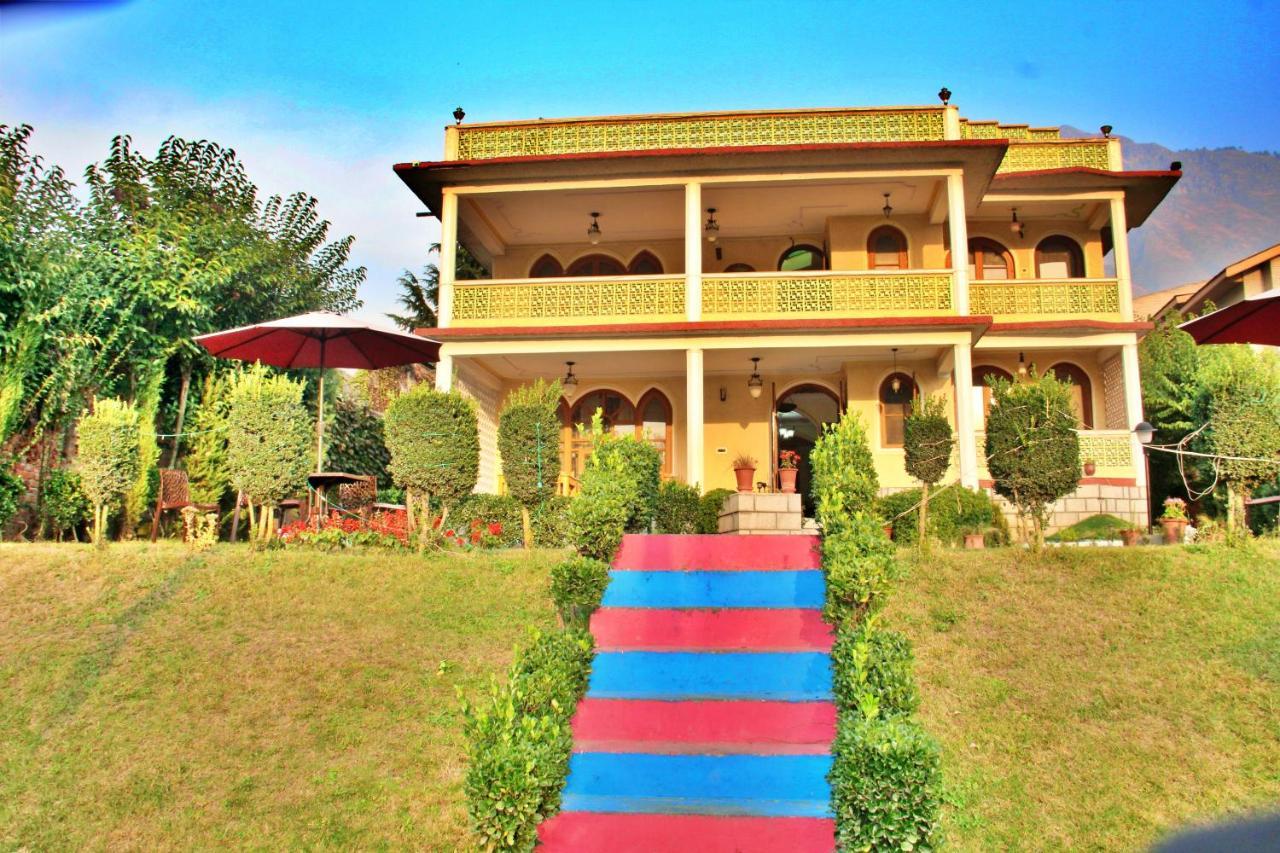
[0,542,561,850]
[889,541,1280,850]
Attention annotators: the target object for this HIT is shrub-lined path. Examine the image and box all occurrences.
[538,534,837,851]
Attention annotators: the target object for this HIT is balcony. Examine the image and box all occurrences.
[970,279,1123,319]
[995,139,1115,174]
[452,275,686,326]
[977,429,1137,481]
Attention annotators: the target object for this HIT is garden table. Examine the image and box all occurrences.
[307,471,366,525]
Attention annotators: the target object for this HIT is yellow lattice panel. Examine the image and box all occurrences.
[701,272,954,319]
[1027,127,1061,140]
[998,124,1030,139]
[456,109,948,159]
[1077,433,1134,469]
[998,140,1113,173]
[961,121,1001,140]
[451,277,686,326]
[970,280,1121,317]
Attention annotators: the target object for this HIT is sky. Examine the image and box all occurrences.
[2,0,1278,319]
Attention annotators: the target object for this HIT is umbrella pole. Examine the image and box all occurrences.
[317,367,326,471]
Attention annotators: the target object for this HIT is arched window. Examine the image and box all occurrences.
[1035,236,1084,279]
[1048,362,1093,428]
[563,389,636,479]
[566,254,627,277]
[627,250,664,275]
[529,254,563,278]
[867,226,908,270]
[879,373,917,447]
[636,389,674,476]
[971,365,1014,428]
[969,238,1014,280]
[778,244,826,271]
[724,263,756,273]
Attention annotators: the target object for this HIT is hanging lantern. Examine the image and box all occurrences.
[704,207,720,243]
[562,361,579,398]
[890,348,902,393]
[747,357,763,399]
[586,212,601,245]
[882,193,893,218]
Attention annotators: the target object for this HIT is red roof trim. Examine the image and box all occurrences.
[987,320,1152,333]
[992,168,1181,181]
[417,315,993,340]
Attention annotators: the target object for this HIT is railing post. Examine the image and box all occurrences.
[438,189,458,329]
[685,182,702,322]
[952,342,979,489]
[946,172,969,315]
[1109,195,1134,321]
[685,348,705,489]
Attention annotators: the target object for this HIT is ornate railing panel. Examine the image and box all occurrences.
[970,280,1121,316]
[997,140,1112,173]
[701,271,954,318]
[455,108,948,160]
[1077,432,1134,469]
[451,276,686,325]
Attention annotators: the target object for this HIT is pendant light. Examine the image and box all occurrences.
[562,361,579,398]
[1017,351,1027,377]
[586,212,602,245]
[704,207,719,242]
[1009,207,1024,238]
[882,193,893,218]
[747,357,763,399]
[890,348,902,393]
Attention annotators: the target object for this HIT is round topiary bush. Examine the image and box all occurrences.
[550,555,612,628]
[498,379,561,547]
[77,398,142,546]
[902,394,955,551]
[384,384,479,530]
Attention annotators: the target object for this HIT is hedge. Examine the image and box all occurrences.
[877,486,1010,547]
[498,380,561,546]
[830,620,919,720]
[655,479,701,534]
[550,556,611,628]
[384,385,478,528]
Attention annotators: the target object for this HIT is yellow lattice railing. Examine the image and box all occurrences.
[997,139,1113,173]
[1077,432,1134,469]
[451,276,686,326]
[971,280,1121,317]
[702,271,954,319]
[455,108,948,160]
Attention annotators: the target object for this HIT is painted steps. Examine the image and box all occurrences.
[538,533,836,851]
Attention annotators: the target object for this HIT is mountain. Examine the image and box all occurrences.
[1062,126,1280,292]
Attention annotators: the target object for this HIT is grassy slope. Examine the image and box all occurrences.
[890,542,1280,850]
[0,542,561,851]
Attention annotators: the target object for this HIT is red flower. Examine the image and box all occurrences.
[488,522,502,536]
[444,529,455,538]
[470,531,482,544]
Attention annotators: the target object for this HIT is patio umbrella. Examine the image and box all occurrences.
[1179,289,1280,346]
[194,311,441,468]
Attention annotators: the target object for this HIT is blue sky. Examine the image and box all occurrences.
[3,0,1277,317]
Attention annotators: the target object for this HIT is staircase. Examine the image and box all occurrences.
[538,534,836,852]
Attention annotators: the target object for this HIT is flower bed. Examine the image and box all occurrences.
[279,509,504,550]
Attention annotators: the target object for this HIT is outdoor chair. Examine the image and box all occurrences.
[336,475,378,519]
[150,469,219,542]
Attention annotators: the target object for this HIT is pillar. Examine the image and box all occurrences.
[438,190,458,328]
[435,352,453,392]
[952,342,979,489]
[1109,195,1133,321]
[684,182,702,322]
[686,348,704,490]
[1121,341,1148,525]
[946,172,970,315]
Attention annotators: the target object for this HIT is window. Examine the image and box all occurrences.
[971,365,1014,428]
[1048,362,1093,428]
[867,226,908,270]
[879,373,917,447]
[724,263,756,273]
[778,244,826,271]
[566,254,627,277]
[637,389,674,475]
[529,254,563,278]
[1035,236,1084,279]
[562,388,674,477]
[968,238,1014,280]
[627,251,664,275]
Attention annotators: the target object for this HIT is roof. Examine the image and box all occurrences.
[989,168,1182,230]
[1179,242,1280,316]
[1133,280,1204,321]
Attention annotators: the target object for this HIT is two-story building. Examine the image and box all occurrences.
[394,102,1179,532]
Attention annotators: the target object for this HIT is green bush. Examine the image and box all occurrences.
[550,557,611,628]
[810,409,879,536]
[903,394,955,550]
[831,621,919,720]
[324,394,391,488]
[655,479,701,534]
[499,380,562,546]
[0,457,24,533]
[185,371,234,506]
[508,628,595,715]
[531,495,572,548]
[822,515,898,627]
[384,384,479,527]
[696,488,733,534]
[830,715,942,852]
[567,461,630,561]
[877,486,1010,547]
[78,398,142,546]
[39,468,90,541]
[591,434,661,532]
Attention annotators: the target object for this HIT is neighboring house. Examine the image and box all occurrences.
[1133,280,1203,321]
[1146,242,1280,323]
[394,103,1180,531]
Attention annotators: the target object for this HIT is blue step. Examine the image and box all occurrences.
[602,570,825,610]
[587,651,833,701]
[560,752,833,818]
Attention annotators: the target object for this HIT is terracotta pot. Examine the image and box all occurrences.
[778,468,798,493]
[1083,461,1097,476]
[883,523,894,540]
[734,467,755,493]
[1161,518,1187,545]
[1120,529,1143,547]
[964,533,986,550]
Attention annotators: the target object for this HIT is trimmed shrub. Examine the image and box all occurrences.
[821,516,898,627]
[810,409,879,536]
[324,394,392,488]
[903,394,955,551]
[655,479,701,534]
[384,384,479,529]
[696,487,733,534]
[877,486,1010,547]
[567,460,630,561]
[531,495,573,548]
[39,469,90,541]
[0,457,24,534]
[508,628,595,715]
[591,434,661,532]
[830,715,942,852]
[550,556,611,628]
[831,621,919,720]
[78,398,142,546]
[185,371,234,506]
[498,379,562,546]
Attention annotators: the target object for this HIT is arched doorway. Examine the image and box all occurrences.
[775,384,841,514]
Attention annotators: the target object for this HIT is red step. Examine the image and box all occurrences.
[613,533,821,571]
[538,812,835,851]
[571,699,836,755]
[591,608,833,651]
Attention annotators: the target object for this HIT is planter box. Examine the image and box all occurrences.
[718,492,803,535]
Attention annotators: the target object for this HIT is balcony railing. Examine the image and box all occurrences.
[970,279,1122,318]
[451,275,686,326]
[701,271,954,319]
[977,430,1135,480]
[996,139,1113,173]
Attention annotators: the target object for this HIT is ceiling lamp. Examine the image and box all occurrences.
[747,357,763,399]
[891,348,901,393]
[704,207,720,243]
[1017,351,1028,377]
[586,212,602,245]
[1009,207,1024,238]
[882,192,893,218]
[562,361,579,398]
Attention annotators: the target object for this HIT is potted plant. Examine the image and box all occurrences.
[1082,459,1097,477]
[1120,524,1144,547]
[1160,497,1189,544]
[732,453,757,493]
[777,450,800,493]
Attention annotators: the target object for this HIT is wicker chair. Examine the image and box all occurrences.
[150,469,219,542]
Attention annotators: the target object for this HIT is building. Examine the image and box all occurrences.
[394,103,1180,532]
[1140,242,1280,323]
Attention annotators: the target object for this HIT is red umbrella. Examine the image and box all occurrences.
[1179,289,1280,346]
[195,311,440,467]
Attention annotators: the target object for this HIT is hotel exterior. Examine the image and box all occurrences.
[394,103,1180,532]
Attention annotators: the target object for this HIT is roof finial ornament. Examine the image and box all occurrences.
[938,87,952,105]
[1100,124,1113,138]
[453,106,466,125]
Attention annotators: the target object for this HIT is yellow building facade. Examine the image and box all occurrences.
[395,104,1180,532]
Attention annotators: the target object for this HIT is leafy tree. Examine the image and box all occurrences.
[498,379,562,547]
[38,469,90,541]
[323,394,392,488]
[384,385,478,531]
[387,241,487,331]
[0,457,24,535]
[1139,315,1203,509]
[985,372,1081,549]
[77,398,142,546]
[902,394,954,552]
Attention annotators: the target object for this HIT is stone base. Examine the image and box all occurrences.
[718,492,804,535]
[990,482,1150,538]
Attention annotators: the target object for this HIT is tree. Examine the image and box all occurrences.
[984,372,1081,549]
[498,379,562,547]
[387,242,488,332]
[1138,314,1203,510]
[902,394,954,552]
[384,385,479,531]
[322,393,392,488]
[77,398,142,546]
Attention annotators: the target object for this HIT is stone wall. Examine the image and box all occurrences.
[718,492,803,535]
[991,481,1149,536]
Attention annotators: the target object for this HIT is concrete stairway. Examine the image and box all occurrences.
[537,534,836,852]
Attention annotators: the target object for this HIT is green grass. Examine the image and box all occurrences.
[889,541,1280,850]
[1046,512,1135,542]
[0,542,562,850]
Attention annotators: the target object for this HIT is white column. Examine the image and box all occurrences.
[1121,342,1145,485]
[438,190,458,329]
[686,348,705,490]
[943,105,961,140]
[952,342,979,489]
[946,172,970,315]
[435,352,453,392]
[1109,195,1134,321]
[684,182,702,322]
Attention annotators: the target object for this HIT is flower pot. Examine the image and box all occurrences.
[734,467,756,493]
[1120,529,1143,547]
[883,523,894,540]
[1161,518,1187,545]
[778,468,798,493]
[964,533,986,550]
[1083,461,1097,477]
